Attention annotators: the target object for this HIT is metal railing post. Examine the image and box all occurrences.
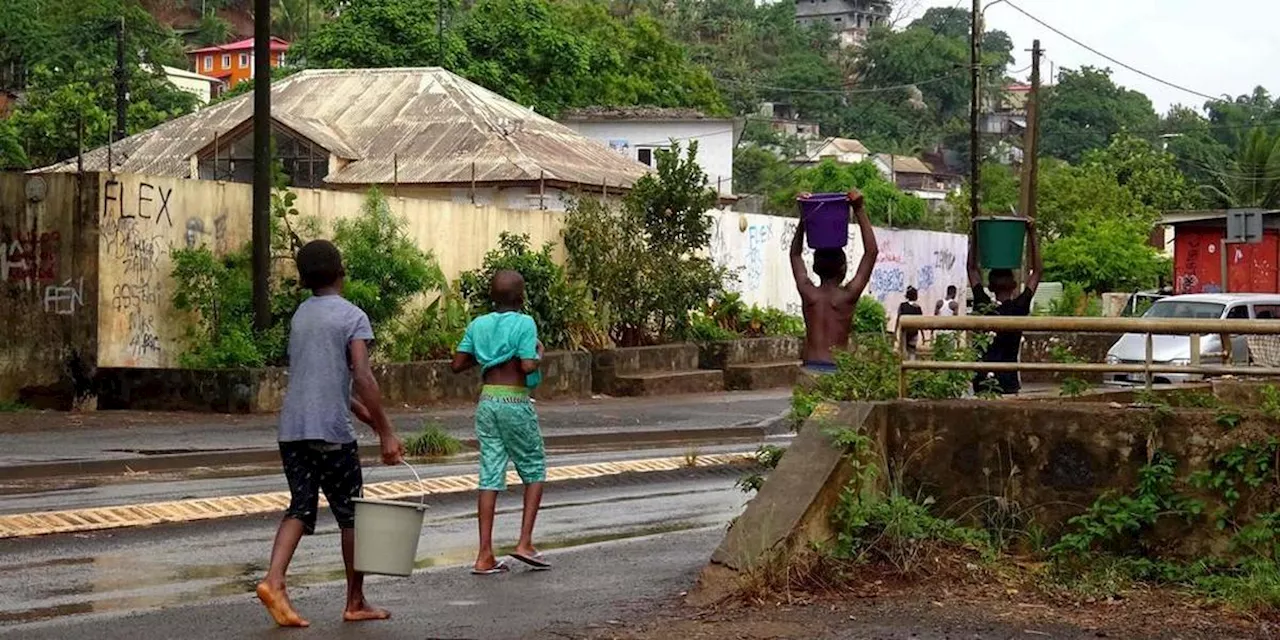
[1190,334,1201,366]
[1152,332,1162,391]
[897,326,908,399]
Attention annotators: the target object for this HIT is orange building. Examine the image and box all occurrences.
[189,37,289,95]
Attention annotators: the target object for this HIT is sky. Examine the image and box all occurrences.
[904,0,1280,114]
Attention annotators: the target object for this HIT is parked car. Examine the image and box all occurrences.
[1104,293,1280,385]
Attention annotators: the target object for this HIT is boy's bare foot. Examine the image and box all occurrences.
[343,604,391,622]
[256,582,310,628]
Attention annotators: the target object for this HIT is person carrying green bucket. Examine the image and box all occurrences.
[967,215,1041,395]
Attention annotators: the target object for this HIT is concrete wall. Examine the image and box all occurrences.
[708,211,969,326]
[563,120,736,195]
[0,173,99,407]
[95,173,567,368]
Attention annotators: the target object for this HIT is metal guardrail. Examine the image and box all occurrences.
[893,316,1280,398]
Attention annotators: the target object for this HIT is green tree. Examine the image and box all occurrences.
[1203,128,1280,209]
[332,188,440,335]
[1161,104,1231,203]
[1081,132,1191,211]
[563,142,728,345]
[303,0,725,116]
[766,159,931,229]
[1040,66,1160,163]
[1205,87,1280,152]
[1,0,198,167]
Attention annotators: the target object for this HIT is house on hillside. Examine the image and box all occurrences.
[794,0,892,47]
[759,102,821,141]
[873,154,962,207]
[559,107,742,197]
[794,138,870,166]
[188,37,289,96]
[161,66,222,106]
[36,68,651,210]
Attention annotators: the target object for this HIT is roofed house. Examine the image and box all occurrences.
[189,37,289,96]
[873,154,962,205]
[559,106,741,197]
[795,138,870,166]
[37,68,652,210]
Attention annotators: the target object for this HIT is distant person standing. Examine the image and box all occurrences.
[895,287,924,359]
[967,219,1041,395]
[935,285,960,317]
[789,189,879,374]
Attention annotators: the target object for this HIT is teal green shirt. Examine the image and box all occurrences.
[457,312,542,389]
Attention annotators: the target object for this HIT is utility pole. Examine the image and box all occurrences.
[969,0,982,220]
[251,0,271,331]
[115,17,127,142]
[1018,40,1042,220]
[438,0,445,65]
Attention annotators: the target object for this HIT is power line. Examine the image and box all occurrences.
[713,70,966,96]
[1001,0,1224,104]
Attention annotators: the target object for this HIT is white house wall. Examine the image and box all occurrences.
[564,121,736,195]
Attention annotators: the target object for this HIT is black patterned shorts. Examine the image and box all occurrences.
[279,440,362,534]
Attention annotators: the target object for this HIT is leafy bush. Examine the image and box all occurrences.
[171,247,281,368]
[854,296,888,335]
[384,285,471,362]
[688,292,804,342]
[833,490,990,574]
[790,333,973,419]
[563,143,729,346]
[333,187,440,336]
[1041,282,1102,317]
[459,232,602,350]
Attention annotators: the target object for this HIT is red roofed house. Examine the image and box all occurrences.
[189,37,289,96]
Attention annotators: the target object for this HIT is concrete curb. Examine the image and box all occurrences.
[0,425,773,481]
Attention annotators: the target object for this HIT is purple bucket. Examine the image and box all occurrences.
[797,193,850,249]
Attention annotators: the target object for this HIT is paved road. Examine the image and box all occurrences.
[0,391,790,467]
[0,441,777,514]
[0,467,748,638]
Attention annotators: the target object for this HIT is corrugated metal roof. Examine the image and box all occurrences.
[559,106,717,121]
[39,68,652,190]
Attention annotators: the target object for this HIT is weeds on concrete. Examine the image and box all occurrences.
[0,400,26,412]
[683,447,701,468]
[403,422,463,458]
[736,445,786,494]
[1048,344,1091,398]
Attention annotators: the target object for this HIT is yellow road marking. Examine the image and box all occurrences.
[0,453,752,539]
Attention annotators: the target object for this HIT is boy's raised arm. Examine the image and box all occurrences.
[843,191,878,299]
[967,220,982,288]
[1024,218,1042,295]
[349,338,403,465]
[790,197,816,296]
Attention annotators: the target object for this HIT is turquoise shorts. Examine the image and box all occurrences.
[475,386,546,491]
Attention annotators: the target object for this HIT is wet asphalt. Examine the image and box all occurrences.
[0,464,750,638]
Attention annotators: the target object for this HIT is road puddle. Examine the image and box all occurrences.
[0,521,713,626]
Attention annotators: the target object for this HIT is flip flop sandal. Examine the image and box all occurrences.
[509,552,551,570]
[470,560,510,575]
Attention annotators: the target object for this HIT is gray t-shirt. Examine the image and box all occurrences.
[278,295,374,444]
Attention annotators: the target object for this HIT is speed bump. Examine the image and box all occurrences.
[0,452,752,539]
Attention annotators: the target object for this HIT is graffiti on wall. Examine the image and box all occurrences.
[102,178,175,363]
[706,210,968,326]
[1,229,60,290]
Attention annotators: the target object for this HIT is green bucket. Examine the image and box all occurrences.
[975,216,1027,270]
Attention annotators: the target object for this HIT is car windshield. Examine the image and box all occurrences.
[1143,301,1226,319]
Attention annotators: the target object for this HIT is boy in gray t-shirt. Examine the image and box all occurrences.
[256,239,404,629]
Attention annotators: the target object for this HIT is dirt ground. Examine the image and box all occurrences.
[559,566,1278,640]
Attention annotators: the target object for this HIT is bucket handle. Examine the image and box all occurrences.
[362,460,429,507]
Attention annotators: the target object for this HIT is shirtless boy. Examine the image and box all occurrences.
[451,270,549,575]
[790,190,879,373]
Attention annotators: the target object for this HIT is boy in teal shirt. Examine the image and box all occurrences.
[451,269,550,574]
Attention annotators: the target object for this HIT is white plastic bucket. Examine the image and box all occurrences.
[353,461,427,577]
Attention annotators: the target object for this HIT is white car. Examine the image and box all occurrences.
[1104,293,1280,386]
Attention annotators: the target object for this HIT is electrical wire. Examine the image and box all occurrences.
[1000,0,1224,104]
